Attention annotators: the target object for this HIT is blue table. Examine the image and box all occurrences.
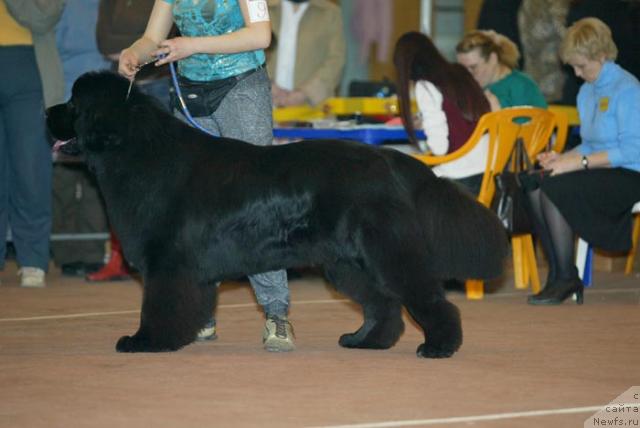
[273,125,426,146]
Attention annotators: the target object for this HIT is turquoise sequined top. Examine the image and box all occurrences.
[162,0,265,81]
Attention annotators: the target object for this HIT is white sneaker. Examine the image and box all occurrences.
[263,315,295,352]
[18,267,46,288]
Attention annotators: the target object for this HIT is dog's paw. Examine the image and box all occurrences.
[338,333,361,348]
[115,334,157,352]
[416,342,457,359]
[116,334,184,353]
[116,335,144,353]
[338,333,392,349]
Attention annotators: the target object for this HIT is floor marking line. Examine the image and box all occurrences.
[0,299,349,322]
[306,405,604,428]
[0,285,636,323]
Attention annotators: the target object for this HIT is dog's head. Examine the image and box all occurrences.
[46,71,136,155]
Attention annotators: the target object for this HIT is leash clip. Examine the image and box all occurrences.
[125,54,167,101]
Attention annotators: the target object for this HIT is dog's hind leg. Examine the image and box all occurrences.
[403,289,463,358]
[357,219,463,358]
[116,273,216,353]
[377,268,462,358]
[325,262,404,349]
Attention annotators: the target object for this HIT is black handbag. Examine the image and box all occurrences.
[492,138,544,235]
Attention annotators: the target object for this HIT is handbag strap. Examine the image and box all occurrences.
[514,137,533,172]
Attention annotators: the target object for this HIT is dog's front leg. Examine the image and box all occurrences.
[116,273,217,352]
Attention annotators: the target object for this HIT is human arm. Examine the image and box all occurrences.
[415,81,449,155]
[597,87,640,169]
[296,8,345,105]
[4,0,64,34]
[541,83,640,175]
[153,0,271,66]
[538,149,610,175]
[484,89,501,111]
[118,0,175,78]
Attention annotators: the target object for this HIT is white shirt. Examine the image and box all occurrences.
[274,1,309,90]
[415,80,488,179]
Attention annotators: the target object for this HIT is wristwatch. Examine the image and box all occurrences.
[581,155,589,170]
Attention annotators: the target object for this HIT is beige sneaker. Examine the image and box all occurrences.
[263,315,295,352]
[196,319,217,341]
[18,267,46,288]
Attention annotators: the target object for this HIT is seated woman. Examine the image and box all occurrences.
[393,31,490,195]
[527,17,640,305]
[456,30,547,110]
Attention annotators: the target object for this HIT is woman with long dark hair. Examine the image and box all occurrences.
[394,31,490,194]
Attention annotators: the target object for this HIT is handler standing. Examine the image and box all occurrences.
[118,0,294,352]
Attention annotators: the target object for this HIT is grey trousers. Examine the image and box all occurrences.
[0,47,52,271]
[175,68,289,317]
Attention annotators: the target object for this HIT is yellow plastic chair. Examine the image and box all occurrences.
[413,107,565,299]
[548,105,580,127]
[625,203,640,274]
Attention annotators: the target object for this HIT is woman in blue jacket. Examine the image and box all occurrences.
[527,17,640,305]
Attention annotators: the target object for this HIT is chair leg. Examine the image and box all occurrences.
[512,236,526,289]
[465,279,484,299]
[625,214,640,275]
[523,234,541,293]
[522,238,530,286]
[575,238,593,286]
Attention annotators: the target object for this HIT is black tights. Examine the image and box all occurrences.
[527,189,579,283]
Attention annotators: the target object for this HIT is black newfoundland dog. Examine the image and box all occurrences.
[47,71,508,358]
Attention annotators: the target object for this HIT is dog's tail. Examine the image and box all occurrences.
[415,174,509,281]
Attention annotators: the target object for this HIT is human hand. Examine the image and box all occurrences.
[537,151,559,169]
[154,37,196,65]
[484,89,501,111]
[539,151,581,176]
[412,112,423,129]
[272,88,308,107]
[118,48,141,80]
[282,90,308,107]
[271,84,288,107]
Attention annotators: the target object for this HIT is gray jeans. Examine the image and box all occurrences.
[175,68,289,317]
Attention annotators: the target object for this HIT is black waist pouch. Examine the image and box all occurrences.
[170,75,239,117]
[170,65,263,117]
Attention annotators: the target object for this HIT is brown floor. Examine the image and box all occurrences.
[1,261,639,428]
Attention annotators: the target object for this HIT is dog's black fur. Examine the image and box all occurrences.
[47,71,508,358]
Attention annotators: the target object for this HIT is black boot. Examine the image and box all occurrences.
[527,277,584,305]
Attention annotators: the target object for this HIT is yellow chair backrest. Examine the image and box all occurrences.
[522,107,569,158]
[413,107,565,208]
[549,104,580,126]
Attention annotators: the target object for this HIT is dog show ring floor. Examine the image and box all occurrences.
[1,261,639,428]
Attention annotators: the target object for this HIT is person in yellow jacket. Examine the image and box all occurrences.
[0,0,64,288]
[267,0,345,107]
